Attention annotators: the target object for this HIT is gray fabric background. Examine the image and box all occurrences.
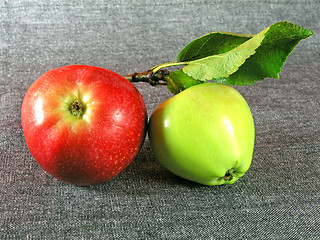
[1,0,319,239]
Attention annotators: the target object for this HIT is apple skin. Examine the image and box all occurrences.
[148,83,255,185]
[21,65,147,185]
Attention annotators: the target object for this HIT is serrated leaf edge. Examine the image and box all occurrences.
[181,26,269,81]
[178,31,255,62]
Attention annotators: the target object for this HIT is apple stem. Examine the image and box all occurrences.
[125,69,181,94]
[125,59,185,94]
[125,69,170,86]
[125,59,186,86]
[150,61,185,73]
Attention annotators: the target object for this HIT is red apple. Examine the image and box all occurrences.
[21,65,147,185]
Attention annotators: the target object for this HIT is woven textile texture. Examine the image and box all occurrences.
[1,0,319,239]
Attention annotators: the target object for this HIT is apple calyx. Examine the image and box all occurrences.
[69,98,87,119]
[223,169,234,181]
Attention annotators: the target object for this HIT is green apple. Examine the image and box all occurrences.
[148,83,255,185]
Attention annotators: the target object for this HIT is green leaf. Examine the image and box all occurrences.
[167,69,203,94]
[177,32,254,62]
[215,22,314,85]
[182,27,268,81]
[180,21,313,85]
